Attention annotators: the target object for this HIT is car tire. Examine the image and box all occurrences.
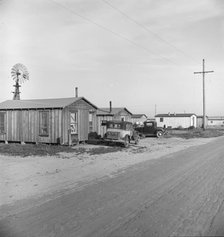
[140,133,145,139]
[124,135,129,148]
[134,135,140,144]
[156,131,163,138]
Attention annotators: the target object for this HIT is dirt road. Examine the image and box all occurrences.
[1,137,224,236]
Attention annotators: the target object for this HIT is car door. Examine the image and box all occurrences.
[144,121,154,135]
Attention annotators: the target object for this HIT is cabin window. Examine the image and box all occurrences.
[39,111,49,136]
[160,118,164,122]
[70,112,78,134]
[89,113,93,132]
[0,112,6,133]
[146,122,153,127]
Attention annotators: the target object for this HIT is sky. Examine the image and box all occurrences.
[0,0,224,116]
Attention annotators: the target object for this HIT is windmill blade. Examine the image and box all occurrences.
[11,63,29,83]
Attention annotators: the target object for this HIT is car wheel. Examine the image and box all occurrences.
[134,135,140,144]
[139,133,145,139]
[124,135,129,148]
[156,131,163,138]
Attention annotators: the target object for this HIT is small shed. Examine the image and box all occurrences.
[0,97,97,145]
[197,115,208,128]
[131,114,147,125]
[96,106,132,137]
[155,113,197,129]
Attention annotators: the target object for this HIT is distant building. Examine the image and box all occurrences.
[131,114,147,125]
[155,113,197,129]
[197,115,208,128]
[207,116,224,127]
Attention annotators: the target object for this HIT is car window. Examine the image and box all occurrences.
[146,122,153,127]
[114,124,121,129]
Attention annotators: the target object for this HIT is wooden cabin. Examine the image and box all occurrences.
[0,97,97,145]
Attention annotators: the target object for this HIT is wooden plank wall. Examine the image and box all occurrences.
[65,99,97,143]
[113,110,132,122]
[0,109,63,144]
[78,109,89,141]
[61,107,70,145]
[0,98,97,144]
[96,115,113,137]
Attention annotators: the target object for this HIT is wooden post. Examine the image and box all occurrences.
[68,128,72,146]
[194,59,214,130]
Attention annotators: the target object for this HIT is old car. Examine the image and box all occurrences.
[134,120,165,138]
[103,120,139,147]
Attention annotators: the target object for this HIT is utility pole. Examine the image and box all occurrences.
[194,59,214,130]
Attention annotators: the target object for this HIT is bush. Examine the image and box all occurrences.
[188,126,196,130]
[88,132,101,140]
[176,126,183,130]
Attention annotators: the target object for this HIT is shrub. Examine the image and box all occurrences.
[176,126,183,130]
[188,126,195,130]
[88,132,101,140]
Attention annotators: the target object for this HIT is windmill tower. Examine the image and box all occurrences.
[11,63,29,100]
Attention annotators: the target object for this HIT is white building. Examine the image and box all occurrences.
[207,116,224,127]
[155,113,197,129]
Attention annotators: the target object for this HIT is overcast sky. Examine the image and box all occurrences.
[0,0,223,116]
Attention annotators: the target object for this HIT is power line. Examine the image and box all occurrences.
[101,0,198,64]
[49,0,180,66]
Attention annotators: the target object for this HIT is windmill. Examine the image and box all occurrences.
[11,63,29,100]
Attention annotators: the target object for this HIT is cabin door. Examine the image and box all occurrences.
[70,112,78,143]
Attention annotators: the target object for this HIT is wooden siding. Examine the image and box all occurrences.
[0,98,97,144]
[65,99,97,143]
[0,109,63,144]
[113,110,132,122]
[78,109,89,141]
[96,115,113,137]
[61,99,97,144]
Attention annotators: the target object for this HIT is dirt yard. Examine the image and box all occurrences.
[0,136,219,206]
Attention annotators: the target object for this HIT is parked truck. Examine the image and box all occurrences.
[134,120,165,138]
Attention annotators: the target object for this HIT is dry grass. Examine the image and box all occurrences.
[0,128,223,157]
[0,143,75,157]
[166,128,224,139]
[0,142,123,157]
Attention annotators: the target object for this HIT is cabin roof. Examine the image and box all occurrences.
[155,113,196,118]
[207,116,224,120]
[131,114,147,119]
[0,97,98,110]
[97,107,132,116]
